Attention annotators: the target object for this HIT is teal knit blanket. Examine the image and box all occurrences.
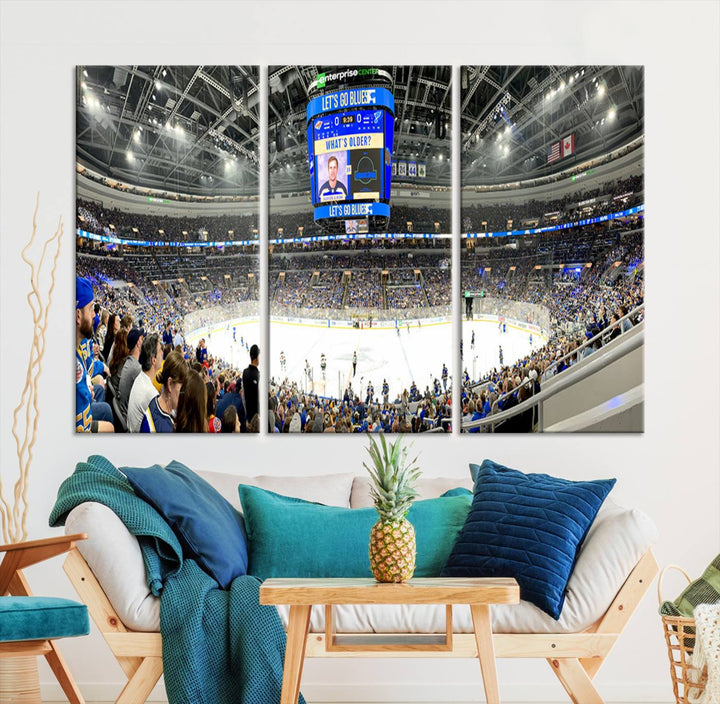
[50,455,305,704]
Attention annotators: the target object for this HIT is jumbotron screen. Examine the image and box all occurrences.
[307,86,394,223]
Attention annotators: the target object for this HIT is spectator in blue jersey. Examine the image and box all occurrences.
[76,277,114,433]
[92,303,101,334]
[162,321,173,347]
[196,338,208,365]
[215,380,247,432]
[318,155,348,201]
[140,350,188,433]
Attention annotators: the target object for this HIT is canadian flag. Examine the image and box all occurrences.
[562,133,575,158]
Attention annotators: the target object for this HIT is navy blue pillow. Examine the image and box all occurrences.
[122,460,247,589]
[442,459,615,619]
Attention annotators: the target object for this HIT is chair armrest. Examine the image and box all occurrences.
[1,533,87,594]
[0,533,87,554]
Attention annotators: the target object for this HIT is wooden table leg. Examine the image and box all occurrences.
[282,604,312,704]
[470,604,501,704]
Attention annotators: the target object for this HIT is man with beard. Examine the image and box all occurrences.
[76,277,114,432]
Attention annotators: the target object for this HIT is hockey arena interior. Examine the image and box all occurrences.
[75,64,643,434]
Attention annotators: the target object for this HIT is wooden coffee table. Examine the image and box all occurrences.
[260,577,520,704]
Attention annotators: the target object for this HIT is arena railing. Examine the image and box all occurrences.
[461,323,644,433]
[483,303,644,430]
[183,301,259,334]
[541,302,644,381]
[269,305,452,322]
[467,296,551,332]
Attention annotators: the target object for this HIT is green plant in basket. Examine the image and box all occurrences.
[364,434,421,583]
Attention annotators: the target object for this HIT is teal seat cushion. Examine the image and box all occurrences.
[0,597,89,643]
[238,485,472,580]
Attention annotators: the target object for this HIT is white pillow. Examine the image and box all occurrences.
[65,502,161,632]
[199,470,355,511]
[350,475,473,508]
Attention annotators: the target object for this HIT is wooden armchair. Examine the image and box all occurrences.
[0,533,89,704]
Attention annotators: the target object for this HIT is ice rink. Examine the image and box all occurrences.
[187,315,547,401]
[462,318,547,383]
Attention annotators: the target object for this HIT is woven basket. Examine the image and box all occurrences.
[659,565,708,704]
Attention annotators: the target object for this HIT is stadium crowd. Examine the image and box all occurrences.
[268,377,452,434]
[75,269,262,434]
[461,174,643,232]
[78,198,258,242]
[461,235,644,433]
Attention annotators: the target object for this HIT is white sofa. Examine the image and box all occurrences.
[63,469,659,704]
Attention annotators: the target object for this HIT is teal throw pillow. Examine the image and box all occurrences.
[122,460,248,589]
[238,485,471,580]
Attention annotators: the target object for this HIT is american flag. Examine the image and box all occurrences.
[547,142,561,163]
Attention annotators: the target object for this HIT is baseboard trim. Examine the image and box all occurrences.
[41,681,672,702]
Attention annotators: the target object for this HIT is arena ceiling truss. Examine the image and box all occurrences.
[77,65,260,197]
[76,65,643,197]
[460,65,644,185]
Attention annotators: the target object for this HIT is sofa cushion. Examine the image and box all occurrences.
[199,470,355,512]
[0,597,89,643]
[239,486,472,580]
[442,459,616,619]
[121,460,247,589]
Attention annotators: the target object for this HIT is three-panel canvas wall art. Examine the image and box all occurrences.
[75,65,644,434]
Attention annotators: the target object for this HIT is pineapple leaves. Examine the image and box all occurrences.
[364,434,421,520]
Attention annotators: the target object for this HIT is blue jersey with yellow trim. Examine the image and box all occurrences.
[76,346,93,432]
[140,396,174,433]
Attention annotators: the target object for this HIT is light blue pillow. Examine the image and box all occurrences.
[442,459,615,619]
[238,485,471,580]
[122,460,248,589]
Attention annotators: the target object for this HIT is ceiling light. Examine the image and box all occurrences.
[83,69,88,77]
[608,107,617,121]
[162,69,167,77]
[133,131,140,142]
[155,80,161,90]
[126,151,134,161]
[598,84,606,96]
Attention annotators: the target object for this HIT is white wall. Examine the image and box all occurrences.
[1,2,718,702]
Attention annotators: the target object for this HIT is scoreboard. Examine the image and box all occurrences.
[306,84,394,225]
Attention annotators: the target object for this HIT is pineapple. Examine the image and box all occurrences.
[364,434,421,583]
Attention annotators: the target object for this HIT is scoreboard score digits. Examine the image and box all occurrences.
[307,85,394,225]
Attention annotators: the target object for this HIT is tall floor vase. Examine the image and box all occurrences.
[0,656,41,704]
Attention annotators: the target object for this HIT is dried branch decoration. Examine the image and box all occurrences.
[0,194,63,543]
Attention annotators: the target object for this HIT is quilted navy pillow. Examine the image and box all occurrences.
[122,460,248,589]
[442,459,615,619]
